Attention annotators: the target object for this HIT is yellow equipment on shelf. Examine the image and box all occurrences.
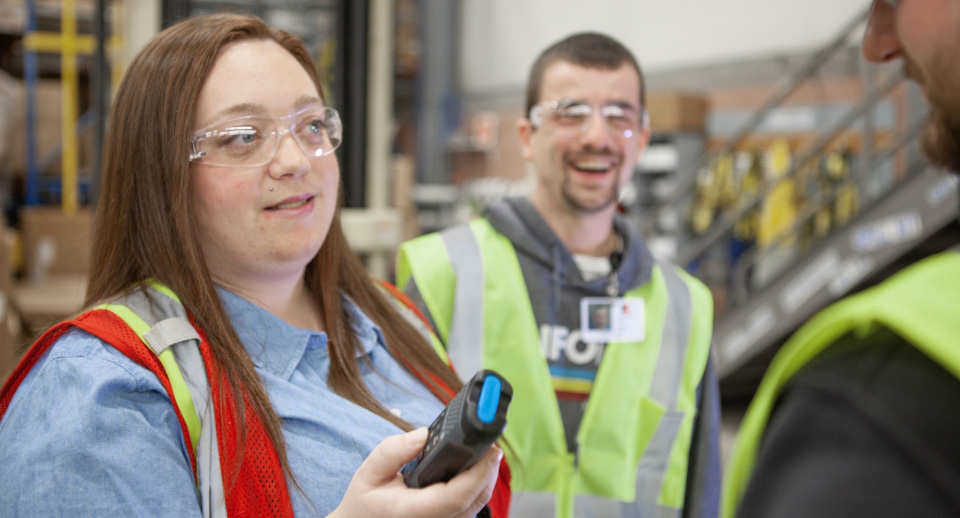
[22,0,123,214]
[757,139,798,249]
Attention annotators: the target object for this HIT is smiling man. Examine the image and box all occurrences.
[723,1,960,517]
[398,33,720,518]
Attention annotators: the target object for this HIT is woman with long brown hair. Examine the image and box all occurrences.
[0,13,508,517]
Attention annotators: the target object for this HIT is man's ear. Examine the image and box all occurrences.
[517,117,535,161]
[635,111,652,156]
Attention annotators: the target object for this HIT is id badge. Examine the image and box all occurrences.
[580,297,645,343]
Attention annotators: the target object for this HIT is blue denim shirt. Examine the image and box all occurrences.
[0,288,446,517]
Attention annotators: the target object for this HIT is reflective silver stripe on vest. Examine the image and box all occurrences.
[121,290,210,417]
[440,224,485,381]
[648,263,691,410]
[511,492,683,518]
[635,263,692,506]
[616,500,682,518]
[580,494,681,518]
[634,409,685,506]
[196,392,225,518]
[115,288,226,518]
[510,491,556,518]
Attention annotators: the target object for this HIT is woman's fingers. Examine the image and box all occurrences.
[330,431,501,518]
[418,445,503,517]
[354,427,428,486]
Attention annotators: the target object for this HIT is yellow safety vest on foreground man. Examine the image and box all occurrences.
[723,250,960,517]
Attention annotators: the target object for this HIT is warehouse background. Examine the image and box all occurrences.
[0,0,956,467]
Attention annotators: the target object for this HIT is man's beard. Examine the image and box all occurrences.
[921,91,960,174]
[561,178,620,214]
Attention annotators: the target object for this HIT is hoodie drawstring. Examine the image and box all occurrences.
[550,245,563,328]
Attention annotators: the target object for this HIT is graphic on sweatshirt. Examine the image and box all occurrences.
[541,324,605,402]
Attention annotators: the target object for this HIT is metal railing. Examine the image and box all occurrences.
[678,68,905,266]
[644,5,926,317]
[652,6,872,226]
[727,114,928,306]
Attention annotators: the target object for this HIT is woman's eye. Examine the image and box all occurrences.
[299,119,328,142]
[299,115,328,134]
[217,127,258,147]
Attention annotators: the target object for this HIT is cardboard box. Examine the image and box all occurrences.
[0,70,23,163]
[0,303,23,382]
[647,91,709,132]
[16,273,86,341]
[6,78,93,177]
[0,230,10,380]
[0,228,22,381]
[20,206,92,279]
[7,79,58,175]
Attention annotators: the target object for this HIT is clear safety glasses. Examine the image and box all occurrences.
[529,100,646,140]
[188,106,342,167]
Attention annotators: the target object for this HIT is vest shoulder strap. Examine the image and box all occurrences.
[724,250,960,518]
[2,281,296,518]
[0,309,201,476]
[103,283,294,517]
[98,285,206,455]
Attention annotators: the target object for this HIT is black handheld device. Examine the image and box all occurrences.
[402,369,513,488]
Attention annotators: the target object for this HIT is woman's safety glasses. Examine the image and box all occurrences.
[189,106,342,167]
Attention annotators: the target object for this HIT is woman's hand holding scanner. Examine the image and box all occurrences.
[402,370,512,488]
[328,428,503,518]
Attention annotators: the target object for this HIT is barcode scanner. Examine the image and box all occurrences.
[402,369,513,488]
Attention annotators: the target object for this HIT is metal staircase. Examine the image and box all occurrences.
[716,163,958,396]
[645,6,960,396]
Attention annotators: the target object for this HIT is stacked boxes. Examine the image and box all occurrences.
[647,91,709,133]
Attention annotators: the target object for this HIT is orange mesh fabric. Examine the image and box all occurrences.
[488,457,512,518]
[1,310,294,517]
[193,321,294,517]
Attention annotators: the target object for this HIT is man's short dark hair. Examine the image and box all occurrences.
[525,32,646,117]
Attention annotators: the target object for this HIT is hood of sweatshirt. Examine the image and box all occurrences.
[482,197,655,295]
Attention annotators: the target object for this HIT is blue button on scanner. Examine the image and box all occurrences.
[477,375,502,424]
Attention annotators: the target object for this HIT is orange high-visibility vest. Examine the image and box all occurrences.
[2,282,512,518]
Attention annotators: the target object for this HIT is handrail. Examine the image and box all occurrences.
[761,109,928,255]
[652,6,872,224]
[728,113,928,304]
[717,7,871,153]
[677,68,904,266]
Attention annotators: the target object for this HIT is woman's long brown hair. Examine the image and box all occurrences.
[87,13,464,489]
